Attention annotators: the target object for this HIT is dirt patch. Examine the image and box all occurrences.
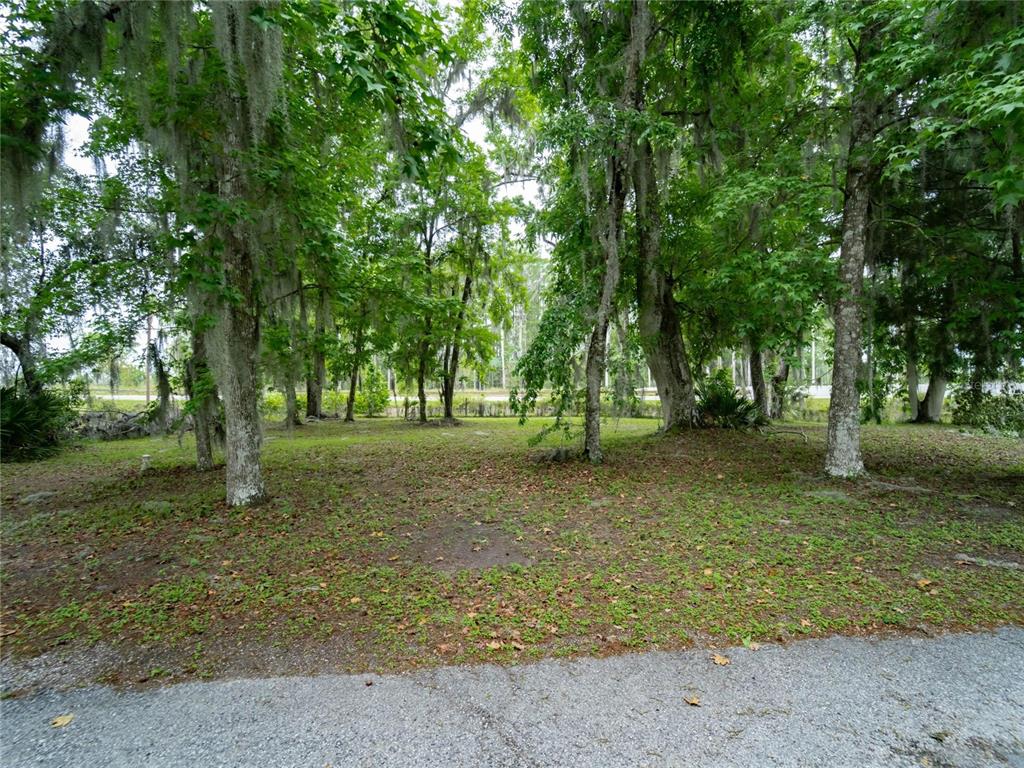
[404,520,534,572]
[955,501,1021,523]
[865,477,933,494]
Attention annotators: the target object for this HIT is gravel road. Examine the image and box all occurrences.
[3,627,1022,767]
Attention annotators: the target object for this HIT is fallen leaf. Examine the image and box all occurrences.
[51,714,74,728]
[800,618,812,628]
[349,597,361,604]
[486,640,503,650]
[703,568,713,576]
[916,578,932,589]
[387,555,399,562]
[712,653,731,666]
[685,696,701,707]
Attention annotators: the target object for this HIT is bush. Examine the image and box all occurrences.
[323,388,347,415]
[952,388,1024,436]
[259,391,285,417]
[354,364,390,417]
[0,386,78,461]
[259,391,307,420]
[696,369,766,429]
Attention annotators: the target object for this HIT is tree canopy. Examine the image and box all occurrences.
[2,0,1021,497]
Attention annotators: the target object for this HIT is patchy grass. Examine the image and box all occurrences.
[1,418,1021,691]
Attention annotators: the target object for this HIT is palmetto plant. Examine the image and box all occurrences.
[0,386,76,461]
[696,370,766,430]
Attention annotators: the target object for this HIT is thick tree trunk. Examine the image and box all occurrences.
[769,359,790,420]
[825,23,880,479]
[921,374,947,422]
[826,167,870,477]
[1,331,40,395]
[634,136,696,429]
[210,241,266,506]
[748,342,769,418]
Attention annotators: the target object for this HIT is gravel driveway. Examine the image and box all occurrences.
[3,627,1022,767]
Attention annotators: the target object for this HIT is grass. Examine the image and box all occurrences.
[1,417,1021,689]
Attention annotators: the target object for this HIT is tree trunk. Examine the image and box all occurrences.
[442,347,455,421]
[145,315,152,405]
[907,358,919,422]
[921,374,947,422]
[583,313,612,462]
[1,331,40,395]
[345,321,365,422]
[825,22,880,479]
[210,238,266,506]
[583,0,644,461]
[770,359,790,420]
[499,327,506,389]
[442,275,473,422]
[284,376,299,428]
[629,0,695,428]
[151,346,172,434]
[345,364,358,422]
[306,288,327,419]
[417,341,428,423]
[826,165,870,477]
[748,341,769,418]
[186,329,216,471]
[634,135,697,429]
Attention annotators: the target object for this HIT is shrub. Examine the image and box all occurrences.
[354,364,390,417]
[0,386,78,461]
[323,388,347,416]
[259,391,285,417]
[696,369,766,429]
[259,391,306,419]
[952,387,1024,436]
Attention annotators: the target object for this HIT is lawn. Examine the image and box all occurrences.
[1,417,1021,692]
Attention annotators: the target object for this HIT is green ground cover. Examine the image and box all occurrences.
[2,418,1020,689]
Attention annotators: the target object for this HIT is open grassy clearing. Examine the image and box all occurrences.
[1,418,1021,692]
